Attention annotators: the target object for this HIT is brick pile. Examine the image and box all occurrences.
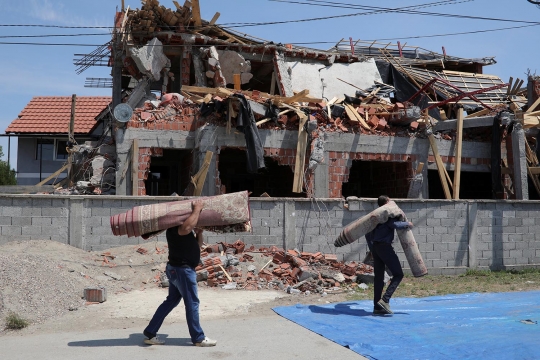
[194,240,374,292]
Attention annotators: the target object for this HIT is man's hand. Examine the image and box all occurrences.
[192,199,204,213]
[408,222,414,228]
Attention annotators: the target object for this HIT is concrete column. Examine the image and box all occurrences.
[313,150,329,198]
[196,125,220,196]
[511,123,529,200]
[283,200,297,250]
[69,198,84,250]
[467,202,478,269]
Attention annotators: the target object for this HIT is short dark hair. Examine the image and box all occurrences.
[377,195,390,207]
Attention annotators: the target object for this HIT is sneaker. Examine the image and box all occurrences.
[144,336,165,345]
[195,337,217,347]
[377,299,393,314]
[372,309,387,316]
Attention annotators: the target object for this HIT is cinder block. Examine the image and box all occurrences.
[1,226,22,236]
[2,207,22,217]
[31,217,53,226]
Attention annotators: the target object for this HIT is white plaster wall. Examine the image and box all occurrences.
[286,59,382,100]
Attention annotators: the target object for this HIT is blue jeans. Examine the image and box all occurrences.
[144,264,205,343]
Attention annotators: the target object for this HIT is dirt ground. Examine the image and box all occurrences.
[0,240,350,336]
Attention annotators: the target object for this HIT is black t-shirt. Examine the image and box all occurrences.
[166,227,201,268]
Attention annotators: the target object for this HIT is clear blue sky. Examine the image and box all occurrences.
[1,0,539,170]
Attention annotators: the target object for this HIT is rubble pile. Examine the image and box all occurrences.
[52,138,117,195]
[193,240,374,293]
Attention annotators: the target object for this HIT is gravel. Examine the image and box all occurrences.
[0,254,86,329]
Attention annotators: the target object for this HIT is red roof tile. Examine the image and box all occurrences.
[6,96,111,134]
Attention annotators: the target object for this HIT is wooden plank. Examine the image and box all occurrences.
[132,139,139,196]
[415,162,424,175]
[465,108,490,118]
[36,163,69,186]
[453,108,464,199]
[283,89,309,104]
[209,12,220,25]
[529,167,540,175]
[218,264,233,282]
[191,0,202,28]
[526,95,540,114]
[233,74,241,90]
[173,1,183,10]
[506,77,513,95]
[428,133,452,199]
[344,103,371,131]
[292,111,309,193]
[67,94,76,186]
[0,185,55,194]
[191,151,213,196]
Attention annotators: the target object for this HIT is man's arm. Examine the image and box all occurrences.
[178,200,204,236]
[194,228,204,248]
[387,217,413,230]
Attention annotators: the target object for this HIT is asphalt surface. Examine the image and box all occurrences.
[0,314,367,360]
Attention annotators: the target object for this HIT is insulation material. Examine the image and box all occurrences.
[110,191,251,239]
[286,59,382,100]
[334,201,427,277]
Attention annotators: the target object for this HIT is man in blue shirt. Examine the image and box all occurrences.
[366,195,413,315]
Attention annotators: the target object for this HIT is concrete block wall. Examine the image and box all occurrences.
[1,194,540,275]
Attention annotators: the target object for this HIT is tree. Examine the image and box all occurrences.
[0,146,16,185]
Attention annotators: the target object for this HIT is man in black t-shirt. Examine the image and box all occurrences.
[143,199,217,347]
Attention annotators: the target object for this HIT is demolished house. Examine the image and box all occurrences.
[106,0,540,201]
[12,0,540,200]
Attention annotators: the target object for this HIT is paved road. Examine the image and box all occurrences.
[0,314,366,360]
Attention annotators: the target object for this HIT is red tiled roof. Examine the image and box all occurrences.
[6,96,111,134]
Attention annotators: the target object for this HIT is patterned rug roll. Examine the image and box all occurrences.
[334,201,427,277]
[110,191,251,239]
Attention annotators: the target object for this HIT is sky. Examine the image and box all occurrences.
[1,0,540,170]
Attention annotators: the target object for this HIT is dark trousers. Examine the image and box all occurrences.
[372,241,404,310]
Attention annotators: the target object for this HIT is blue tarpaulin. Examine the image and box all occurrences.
[273,291,540,360]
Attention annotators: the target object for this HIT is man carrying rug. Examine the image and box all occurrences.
[366,195,413,315]
[143,199,217,347]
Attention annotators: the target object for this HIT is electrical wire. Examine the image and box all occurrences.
[263,0,540,27]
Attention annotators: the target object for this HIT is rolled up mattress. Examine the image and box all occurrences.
[334,201,427,277]
[110,191,251,239]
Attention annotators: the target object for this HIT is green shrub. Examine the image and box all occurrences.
[5,312,29,330]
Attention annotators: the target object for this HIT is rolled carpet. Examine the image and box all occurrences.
[110,191,251,239]
[334,201,427,277]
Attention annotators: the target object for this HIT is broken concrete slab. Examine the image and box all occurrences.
[129,38,169,81]
[433,115,497,131]
[217,50,253,85]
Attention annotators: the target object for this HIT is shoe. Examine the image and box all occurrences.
[195,337,217,347]
[377,299,394,314]
[373,309,387,315]
[144,335,165,345]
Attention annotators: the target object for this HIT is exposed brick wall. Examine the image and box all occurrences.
[181,49,191,86]
[137,147,164,196]
[126,106,199,131]
[328,151,417,199]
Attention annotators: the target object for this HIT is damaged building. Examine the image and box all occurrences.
[7,0,540,201]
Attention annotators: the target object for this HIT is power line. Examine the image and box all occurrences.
[264,0,540,27]
[289,23,540,44]
[220,0,475,28]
